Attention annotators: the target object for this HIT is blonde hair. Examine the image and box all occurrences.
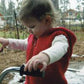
[19,0,60,27]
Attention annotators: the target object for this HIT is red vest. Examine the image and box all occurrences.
[25,27,76,84]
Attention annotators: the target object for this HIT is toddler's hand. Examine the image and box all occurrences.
[0,38,9,51]
[24,52,50,72]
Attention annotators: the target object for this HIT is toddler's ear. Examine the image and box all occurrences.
[44,15,52,25]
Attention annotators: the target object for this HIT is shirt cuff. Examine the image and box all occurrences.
[42,42,68,64]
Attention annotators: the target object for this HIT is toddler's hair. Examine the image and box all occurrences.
[19,0,60,27]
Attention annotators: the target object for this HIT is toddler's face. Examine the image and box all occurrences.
[23,17,50,38]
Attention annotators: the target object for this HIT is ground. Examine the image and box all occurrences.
[0,31,84,84]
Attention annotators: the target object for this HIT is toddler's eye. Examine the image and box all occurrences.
[29,25,35,28]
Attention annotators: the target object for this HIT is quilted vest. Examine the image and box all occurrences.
[25,27,76,84]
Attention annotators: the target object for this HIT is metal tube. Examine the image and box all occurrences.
[0,67,20,83]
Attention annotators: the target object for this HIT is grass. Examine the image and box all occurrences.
[0,29,29,39]
[65,25,84,31]
[74,31,84,41]
[0,27,84,42]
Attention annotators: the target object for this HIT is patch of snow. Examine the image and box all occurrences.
[72,54,80,57]
[76,67,84,76]
[8,73,24,84]
[65,67,84,84]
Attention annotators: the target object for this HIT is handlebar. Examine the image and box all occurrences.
[0,65,45,83]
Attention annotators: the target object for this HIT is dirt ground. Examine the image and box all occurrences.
[0,31,84,84]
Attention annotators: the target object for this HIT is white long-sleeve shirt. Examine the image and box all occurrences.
[8,35,69,64]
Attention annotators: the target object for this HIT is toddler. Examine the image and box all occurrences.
[0,0,76,84]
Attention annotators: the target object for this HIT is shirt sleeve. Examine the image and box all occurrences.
[7,38,28,50]
[42,35,69,64]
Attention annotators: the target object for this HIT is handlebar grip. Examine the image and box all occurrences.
[20,65,45,77]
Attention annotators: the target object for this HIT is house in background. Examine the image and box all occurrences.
[0,13,6,28]
[63,9,83,24]
[65,9,77,19]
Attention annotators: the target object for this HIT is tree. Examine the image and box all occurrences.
[0,0,6,16]
[59,0,69,12]
[16,0,22,14]
[76,5,81,20]
[59,0,70,27]
[6,0,15,26]
[52,0,59,10]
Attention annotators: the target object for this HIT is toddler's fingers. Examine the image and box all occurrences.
[24,60,31,71]
[33,59,40,71]
[24,58,33,71]
[24,64,28,71]
[28,60,33,72]
[40,62,47,72]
